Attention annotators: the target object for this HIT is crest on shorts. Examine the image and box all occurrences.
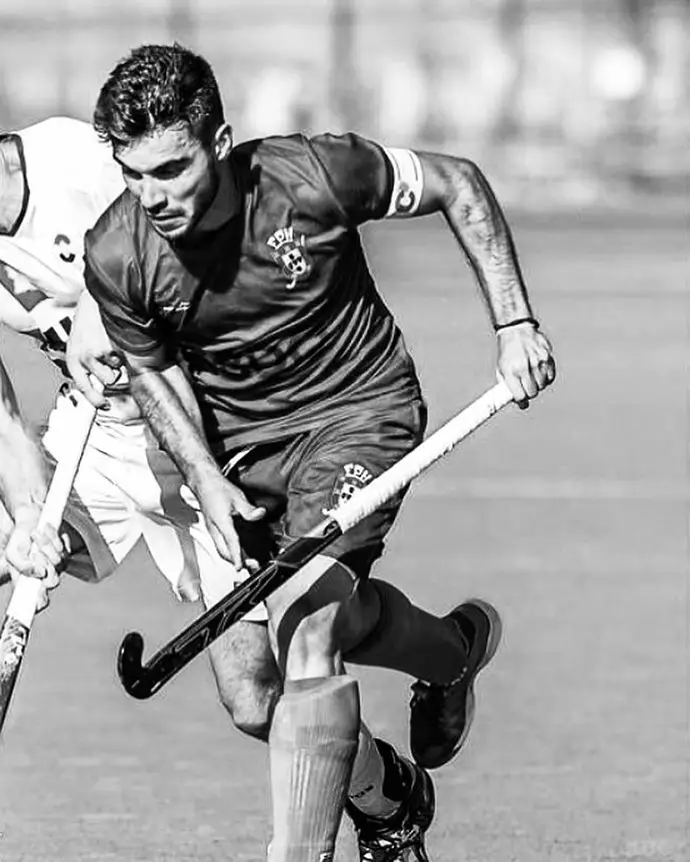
[266,225,313,289]
[328,462,374,511]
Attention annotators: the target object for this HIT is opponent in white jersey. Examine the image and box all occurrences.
[0,117,262,615]
[0,117,122,350]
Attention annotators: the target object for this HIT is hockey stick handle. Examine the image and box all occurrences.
[4,395,96,628]
[329,379,513,533]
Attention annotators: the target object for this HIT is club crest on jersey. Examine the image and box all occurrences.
[327,462,374,512]
[266,225,312,289]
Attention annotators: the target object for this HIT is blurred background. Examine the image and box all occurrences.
[0,4,688,862]
[0,0,688,211]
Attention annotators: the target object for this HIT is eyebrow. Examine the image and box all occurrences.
[115,156,190,174]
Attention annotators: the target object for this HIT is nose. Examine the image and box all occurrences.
[139,178,166,213]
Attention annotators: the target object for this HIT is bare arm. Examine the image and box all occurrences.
[124,353,265,568]
[388,149,555,403]
[0,351,64,585]
[411,153,532,328]
[0,353,50,521]
[127,359,221,493]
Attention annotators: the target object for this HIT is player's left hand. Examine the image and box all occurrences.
[496,321,555,409]
[66,290,124,410]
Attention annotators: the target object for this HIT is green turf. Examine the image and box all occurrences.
[0,215,686,861]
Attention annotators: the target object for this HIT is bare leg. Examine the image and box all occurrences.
[208,620,282,741]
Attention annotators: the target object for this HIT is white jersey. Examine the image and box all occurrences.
[0,116,124,352]
[0,119,254,615]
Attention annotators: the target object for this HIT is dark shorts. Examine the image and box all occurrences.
[225,398,427,578]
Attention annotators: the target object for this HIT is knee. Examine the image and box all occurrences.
[208,622,282,741]
[273,602,341,677]
[216,671,281,741]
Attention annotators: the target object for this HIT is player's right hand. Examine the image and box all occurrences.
[66,290,124,409]
[197,476,266,572]
[2,509,69,611]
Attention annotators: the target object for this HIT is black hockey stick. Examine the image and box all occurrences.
[118,380,514,700]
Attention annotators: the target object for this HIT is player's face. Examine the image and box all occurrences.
[115,123,230,240]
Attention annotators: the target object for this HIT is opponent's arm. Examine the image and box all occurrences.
[0,353,64,582]
[0,354,49,522]
[387,148,555,404]
[124,354,265,568]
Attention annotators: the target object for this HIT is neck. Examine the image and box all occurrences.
[0,137,26,234]
[195,161,239,235]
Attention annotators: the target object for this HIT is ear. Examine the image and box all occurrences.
[213,123,233,161]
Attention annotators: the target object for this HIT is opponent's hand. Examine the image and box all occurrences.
[66,290,124,409]
[1,509,70,611]
[497,322,556,408]
[197,476,267,571]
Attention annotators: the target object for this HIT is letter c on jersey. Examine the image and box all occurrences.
[54,234,76,264]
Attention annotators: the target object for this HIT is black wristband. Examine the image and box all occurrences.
[494,317,540,333]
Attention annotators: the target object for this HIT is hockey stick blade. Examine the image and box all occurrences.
[119,531,339,698]
[118,380,513,700]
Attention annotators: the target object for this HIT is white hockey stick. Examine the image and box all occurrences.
[0,394,96,732]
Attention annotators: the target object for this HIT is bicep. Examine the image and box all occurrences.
[383,149,476,219]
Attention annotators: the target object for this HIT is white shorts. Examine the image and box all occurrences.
[41,389,266,621]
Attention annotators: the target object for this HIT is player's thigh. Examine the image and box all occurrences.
[43,403,146,580]
[266,401,426,649]
[283,399,426,577]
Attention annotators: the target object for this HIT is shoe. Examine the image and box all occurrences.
[346,753,435,862]
[409,598,502,769]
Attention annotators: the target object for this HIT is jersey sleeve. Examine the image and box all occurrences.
[24,117,125,215]
[306,133,394,226]
[83,218,169,367]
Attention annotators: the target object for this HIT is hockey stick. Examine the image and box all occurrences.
[0,395,96,734]
[118,379,515,700]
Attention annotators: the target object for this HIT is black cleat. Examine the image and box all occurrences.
[409,598,502,770]
[347,750,435,862]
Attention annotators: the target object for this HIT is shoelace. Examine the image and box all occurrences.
[410,664,469,707]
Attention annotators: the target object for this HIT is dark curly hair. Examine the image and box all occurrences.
[93,43,224,150]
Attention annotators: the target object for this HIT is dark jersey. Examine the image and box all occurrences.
[84,133,424,455]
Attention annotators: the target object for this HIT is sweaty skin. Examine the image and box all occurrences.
[401,152,555,404]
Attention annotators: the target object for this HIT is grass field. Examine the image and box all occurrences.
[0,213,687,862]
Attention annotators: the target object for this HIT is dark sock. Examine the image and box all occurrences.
[345,579,468,684]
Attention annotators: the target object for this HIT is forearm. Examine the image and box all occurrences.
[419,153,534,329]
[0,363,50,520]
[128,364,223,494]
